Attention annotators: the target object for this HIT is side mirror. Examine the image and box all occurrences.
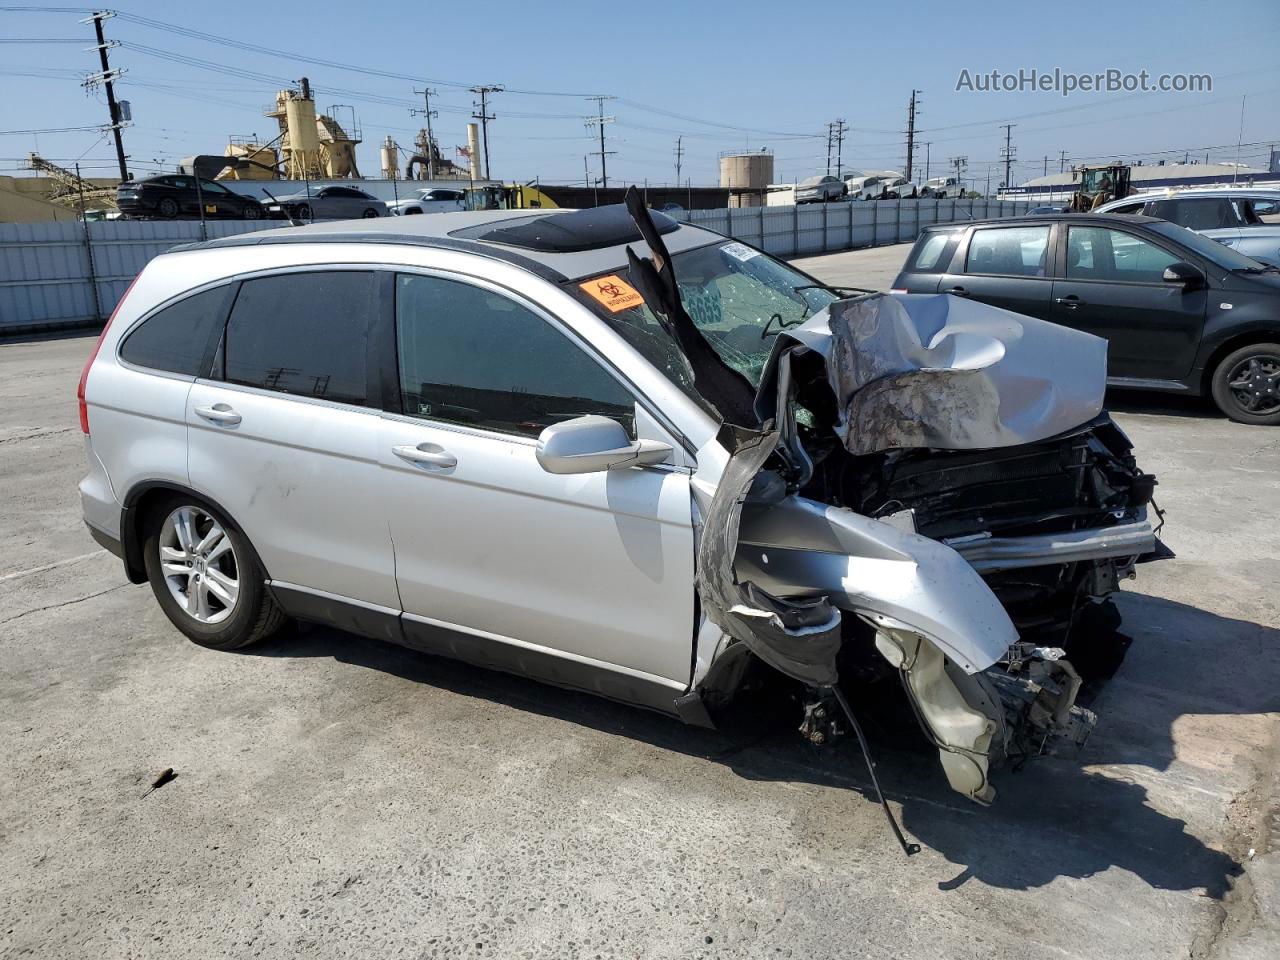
[1163,261,1205,290]
[536,415,672,475]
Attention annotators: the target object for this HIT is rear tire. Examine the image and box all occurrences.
[142,494,287,650]
[157,197,179,218]
[1210,343,1280,425]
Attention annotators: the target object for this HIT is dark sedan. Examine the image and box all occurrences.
[116,175,264,220]
[892,214,1280,424]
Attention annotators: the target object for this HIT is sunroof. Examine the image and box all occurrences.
[450,204,679,253]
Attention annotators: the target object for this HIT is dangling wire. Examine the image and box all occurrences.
[827,684,921,857]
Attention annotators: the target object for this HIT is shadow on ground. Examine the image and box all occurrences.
[246,591,1276,898]
[1105,389,1221,420]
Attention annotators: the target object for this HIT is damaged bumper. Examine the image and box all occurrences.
[693,292,1167,806]
[943,511,1156,574]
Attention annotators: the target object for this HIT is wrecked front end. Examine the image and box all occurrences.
[694,292,1167,808]
[616,189,1168,835]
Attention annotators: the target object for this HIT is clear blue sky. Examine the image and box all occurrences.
[2,0,1277,189]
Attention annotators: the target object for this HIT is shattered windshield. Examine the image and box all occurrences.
[569,240,838,405]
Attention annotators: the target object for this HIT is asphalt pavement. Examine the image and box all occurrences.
[1,243,1277,959]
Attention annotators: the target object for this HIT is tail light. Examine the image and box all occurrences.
[78,276,138,434]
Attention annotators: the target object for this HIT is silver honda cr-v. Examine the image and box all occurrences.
[78,196,1166,830]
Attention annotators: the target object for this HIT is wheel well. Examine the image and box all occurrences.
[120,483,267,585]
[1200,332,1280,394]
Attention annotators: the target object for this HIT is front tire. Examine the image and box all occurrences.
[1211,343,1280,425]
[361,207,380,218]
[142,496,286,650]
[243,204,262,221]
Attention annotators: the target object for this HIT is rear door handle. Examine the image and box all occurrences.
[945,286,969,297]
[1054,296,1084,308]
[393,443,457,470]
[194,403,242,425]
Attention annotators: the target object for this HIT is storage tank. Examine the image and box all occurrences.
[381,136,399,180]
[285,96,320,156]
[220,142,278,180]
[720,150,774,207]
[466,123,482,180]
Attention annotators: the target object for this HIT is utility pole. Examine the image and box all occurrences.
[1058,150,1068,173]
[410,87,438,179]
[469,85,502,179]
[584,95,616,189]
[583,155,590,187]
[904,90,920,180]
[82,11,129,182]
[949,155,967,193]
[985,165,992,197]
[828,119,847,180]
[1043,155,1049,177]
[923,141,931,181]
[674,136,683,187]
[999,123,1017,192]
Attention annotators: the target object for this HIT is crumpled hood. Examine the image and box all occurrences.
[758,292,1108,455]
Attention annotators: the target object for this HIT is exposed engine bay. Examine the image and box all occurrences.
[619,189,1169,848]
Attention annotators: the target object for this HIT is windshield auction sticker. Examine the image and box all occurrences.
[581,275,645,313]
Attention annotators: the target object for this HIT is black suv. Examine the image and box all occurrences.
[116,175,264,220]
[893,214,1280,424]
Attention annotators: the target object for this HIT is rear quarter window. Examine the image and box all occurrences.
[118,285,233,376]
[905,231,961,273]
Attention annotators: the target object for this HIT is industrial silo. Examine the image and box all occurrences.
[720,150,774,207]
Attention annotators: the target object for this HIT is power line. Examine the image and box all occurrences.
[999,123,1016,190]
[82,10,129,181]
[470,85,502,179]
[584,95,616,189]
[904,90,919,180]
[410,87,437,178]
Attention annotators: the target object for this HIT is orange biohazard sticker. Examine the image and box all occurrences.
[580,275,644,313]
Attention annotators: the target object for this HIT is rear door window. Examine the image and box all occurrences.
[964,225,1050,276]
[394,273,636,438]
[119,285,233,376]
[223,271,376,406]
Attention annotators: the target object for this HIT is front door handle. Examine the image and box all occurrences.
[945,286,969,297]
[1054,296,1084,308]
[393,443,457,470]
[194,403,242,425]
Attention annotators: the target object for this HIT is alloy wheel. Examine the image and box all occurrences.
[158,505,239,624]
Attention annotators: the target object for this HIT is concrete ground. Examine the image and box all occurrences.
[2,244,1277,959]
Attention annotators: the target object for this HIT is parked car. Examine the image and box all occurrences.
[1096,189,1280,267]
[116,175,264,220]
[892,213,1280,424]
[795,175,846,203]
[1028,203,1069,214]
[388,187,465,216]
[264,185,387,220]
[845,175,888,200]
[922,176,964,199]
[881,176,918,199]
[78,202,1162,821]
